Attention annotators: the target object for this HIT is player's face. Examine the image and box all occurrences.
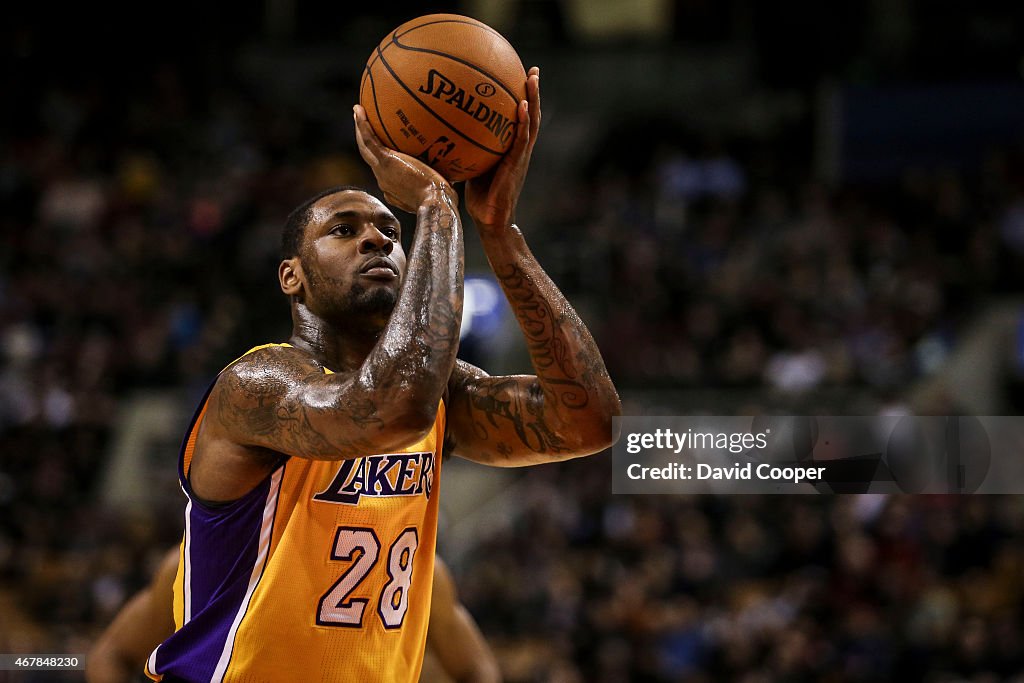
[298,191,407,324]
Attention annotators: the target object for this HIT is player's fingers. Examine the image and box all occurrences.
[353,111,376,165]
[356,106,390,157]
[353,105,382,165]
[509,100,531,159]
[527,69,541,141]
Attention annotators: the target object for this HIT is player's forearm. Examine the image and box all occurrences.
[361,192,464,426]
[457,663,502,683]
[86,584,170,683]
[85,641,140,683]
[457,625,502,683]
[479,225,620,450]
[465,665,502,683]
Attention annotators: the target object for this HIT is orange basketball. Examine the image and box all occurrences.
[359,14,527,182]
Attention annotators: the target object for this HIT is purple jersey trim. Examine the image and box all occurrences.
[153,469,281,681]
[152,372,286,682]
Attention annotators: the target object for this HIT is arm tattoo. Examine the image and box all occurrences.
[494,264,589,410]
[449,228,620,462]
[213,349,385,459]
[371,199,463,395]
[461,374,570,455]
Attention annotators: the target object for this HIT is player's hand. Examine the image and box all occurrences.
[353,105,457,213]
[465,66,541,233]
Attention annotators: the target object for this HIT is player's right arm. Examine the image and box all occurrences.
[202,109,463,465]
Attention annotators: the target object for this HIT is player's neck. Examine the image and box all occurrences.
[289,306,383,372]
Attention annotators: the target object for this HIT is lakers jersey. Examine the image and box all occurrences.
[146,344,444,683]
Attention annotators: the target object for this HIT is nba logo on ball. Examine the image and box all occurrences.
[360,14,527,181]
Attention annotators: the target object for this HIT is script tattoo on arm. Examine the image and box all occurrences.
[494,263,590,410]
[447,227,621,466]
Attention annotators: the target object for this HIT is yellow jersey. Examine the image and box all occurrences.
[146,344,444,683]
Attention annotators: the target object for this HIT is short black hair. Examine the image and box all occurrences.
[280,185,371,260]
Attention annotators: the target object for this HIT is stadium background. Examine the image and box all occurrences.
[3,1,1024,680]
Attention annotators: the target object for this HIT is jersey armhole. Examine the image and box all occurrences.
[182,451,288,511]
[184,468,234,509]
[178,342,295,511]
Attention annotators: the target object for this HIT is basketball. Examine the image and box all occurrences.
[359,14,527,182]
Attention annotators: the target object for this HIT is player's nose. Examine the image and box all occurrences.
[358,227,394,255]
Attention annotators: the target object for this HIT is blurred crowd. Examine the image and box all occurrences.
[5,10,1024,680]
[460,462,1024,682]
[540,128,1024,398]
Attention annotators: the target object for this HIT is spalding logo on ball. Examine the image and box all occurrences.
[359,14,527,181]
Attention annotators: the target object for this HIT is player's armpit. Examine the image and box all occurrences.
[446,360,608,466]
[206,345,439,462]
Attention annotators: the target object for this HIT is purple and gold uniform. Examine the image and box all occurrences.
[146,344,444,683]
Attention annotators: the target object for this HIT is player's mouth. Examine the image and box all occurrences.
[359,257,399,280]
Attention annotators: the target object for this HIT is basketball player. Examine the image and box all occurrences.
[144,67,619,681]
[87,552,499,683]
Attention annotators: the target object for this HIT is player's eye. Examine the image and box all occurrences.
[382,226,399,240]
[330,224,354,236]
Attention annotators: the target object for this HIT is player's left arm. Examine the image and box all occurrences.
[448,67,621,466]
[424,558,501,683]
[86,548,178,683]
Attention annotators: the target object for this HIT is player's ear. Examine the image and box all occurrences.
[279,258,305,299]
